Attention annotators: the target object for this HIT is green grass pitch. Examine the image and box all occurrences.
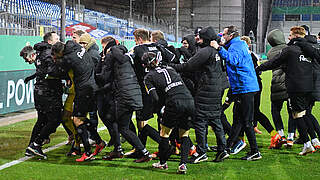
[0,71,320,180]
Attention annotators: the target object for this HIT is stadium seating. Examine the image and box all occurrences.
[0,0,178,41]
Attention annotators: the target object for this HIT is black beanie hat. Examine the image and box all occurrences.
[194,27,202,35]
[199,26,218,41]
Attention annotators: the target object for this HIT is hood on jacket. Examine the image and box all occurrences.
[155,39,168,47]
[182,34,196,55]
[305,35,318,44]
[34,41,52,52]
[199,26,218,42]
[64,40,83,55]
[267,29,286,47]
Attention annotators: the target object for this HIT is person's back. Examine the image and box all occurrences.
[63,40,96,91]
[267,29,288,102]
[145,66,193,103]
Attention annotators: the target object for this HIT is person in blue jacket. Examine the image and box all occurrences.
[211,25,261,161]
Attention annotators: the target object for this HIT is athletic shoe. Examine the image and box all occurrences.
[76,152,95,162]
[299,146,315,155]
[312,139,320,150]
[27,144,47,159]
[66,146,81,156]
[125,149,138,158]
[254,127,262,134]
[294,137,304,144]
[187,153,208,164]
[25,148,34,156]
[134,154,152,163]
[151,151,159,158]
[152,162,168,170]
[102,151,124,160]
[213,150,230,162]
[285,138,294,148]
[189,145,197,156]
[275,136,287,149]
[241,151,262,161]
[231,140,247,155]
[208,145,217,152]
[269,133,281,149]
[177,163,187,174]
[92,141,106,156]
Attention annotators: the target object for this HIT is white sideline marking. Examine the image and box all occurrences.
[0,126,107,171]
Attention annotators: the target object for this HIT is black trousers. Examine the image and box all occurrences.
[271,99,294,132]
[34,108,62,145]
[97,92,117,146]
[253,91,274,133]
[110,101,145,151]
[227,92,258,153]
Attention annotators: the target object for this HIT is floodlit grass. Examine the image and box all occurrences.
[0,71,320,179]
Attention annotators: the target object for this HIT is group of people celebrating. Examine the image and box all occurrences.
[19,23,320,174]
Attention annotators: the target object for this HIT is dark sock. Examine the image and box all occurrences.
[77,124,91,153]
[144,124,160,144]
[85,118,102,144]
[180,137,190,165]
[159,137,170,164]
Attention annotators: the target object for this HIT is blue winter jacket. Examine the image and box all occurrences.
[219,37,259,94]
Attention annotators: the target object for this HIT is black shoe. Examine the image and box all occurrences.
[28,144,47,159]
[134,154,152,163]
[187,153,208,164]
[241,151,262,161]
[213,150,230,162]
[102,151,124,160]
[25,148,34,156]
[294,137,304,144]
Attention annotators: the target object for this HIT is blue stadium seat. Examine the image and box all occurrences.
[312,14,320,21]
[272,14,284,21]
[302,14,311,21]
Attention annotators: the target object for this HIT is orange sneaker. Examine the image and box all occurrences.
[76,153,94,162]
[92,141,106,156]
[269,133,281,149]
[189,145,197,156]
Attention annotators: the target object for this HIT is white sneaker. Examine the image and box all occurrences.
[299,145,315,155]
[311,138,320,150]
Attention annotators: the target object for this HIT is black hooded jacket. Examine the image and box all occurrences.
[61,40,97,93]
[257,37,313,93]
[110,45,143,110]
[296,35,320,101]
[177,34,196,62]
[32,41,63,110]
[170,27,223,118]
[87,43,101,67]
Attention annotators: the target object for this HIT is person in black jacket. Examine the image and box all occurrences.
[102,45,152,163]
[78,33,101,144]
[142,52,194,174]
[125,29,176,157]
[293,26,320,148]
[52,40,105,162]
[20,32,63,159]
[256,26,318,155]
[170,26,228,163]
